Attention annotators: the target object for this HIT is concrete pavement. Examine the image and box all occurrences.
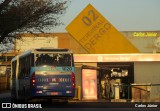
[0,90,10,98]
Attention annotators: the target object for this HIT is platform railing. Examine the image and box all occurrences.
[114,83,160,102]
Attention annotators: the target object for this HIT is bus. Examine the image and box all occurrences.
[10,48,75,102]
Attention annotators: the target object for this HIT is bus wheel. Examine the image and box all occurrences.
[11,98,17,103]
[59,99,68,104]
[47,99,52,103]
[62,100,68,104]
[24,88,29,103]
[24,97,28,103]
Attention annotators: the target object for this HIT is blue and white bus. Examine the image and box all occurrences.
[10,48,75,102]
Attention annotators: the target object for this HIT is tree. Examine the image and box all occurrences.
[0,0,68,44]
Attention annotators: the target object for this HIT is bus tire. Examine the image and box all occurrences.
[11,98,17,103]
[11,93,18,103]
[24,87,29,103]
[47,99,52,103]
[24,96,28,103]
[63,100,68,104]
[60,99,68,104]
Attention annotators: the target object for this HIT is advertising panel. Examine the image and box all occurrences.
[82,69,97,99]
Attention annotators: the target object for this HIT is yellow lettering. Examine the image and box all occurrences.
[133,32,158,37]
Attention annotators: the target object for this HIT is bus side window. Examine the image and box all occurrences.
[18,59,20,79]
[27,54,32,77]
[26,55,30,77]
[18,58,22,79]
[31,54,34,67]
[24,57,27,77]
[21,58,25,78]
[27,54,33,77]
[35,54,39,66]
[12,61,16,79]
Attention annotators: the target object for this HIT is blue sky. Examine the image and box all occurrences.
[54,0,160,32]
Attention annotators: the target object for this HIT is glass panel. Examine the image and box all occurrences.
[35,53,72,66]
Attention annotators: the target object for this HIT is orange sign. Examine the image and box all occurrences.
[66,4,139,54]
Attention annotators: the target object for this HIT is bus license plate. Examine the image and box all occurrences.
[51,92,58,95]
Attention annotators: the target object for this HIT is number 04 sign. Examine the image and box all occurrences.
[66,4,139,54]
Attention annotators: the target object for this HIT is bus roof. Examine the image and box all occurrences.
[35,48,69,52]
[11,49,33,62]
[11,48,72,62]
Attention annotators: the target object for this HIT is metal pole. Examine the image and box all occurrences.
[128,85,130,100]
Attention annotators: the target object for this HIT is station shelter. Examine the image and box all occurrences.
[73,54,160,101]
[1,32,160,101]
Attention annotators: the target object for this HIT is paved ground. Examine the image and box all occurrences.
[0,90,160,111]
[0,90,10,98]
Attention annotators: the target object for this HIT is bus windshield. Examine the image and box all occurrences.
[35,53,72,66]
